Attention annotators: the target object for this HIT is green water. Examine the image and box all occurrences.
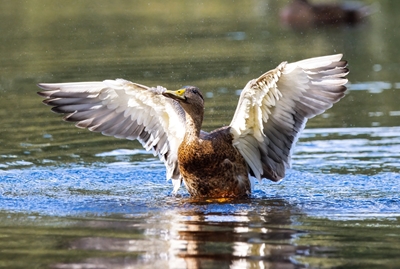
[1,1,400,268]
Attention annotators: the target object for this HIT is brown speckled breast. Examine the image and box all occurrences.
[178,127,251,198]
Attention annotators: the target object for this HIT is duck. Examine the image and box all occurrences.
[38,54,348,198]
[280,0,373,29]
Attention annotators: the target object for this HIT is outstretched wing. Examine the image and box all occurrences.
[38,79,186,190]
[230,54,348,181]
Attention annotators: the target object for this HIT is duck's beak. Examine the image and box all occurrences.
[163,88,186,101]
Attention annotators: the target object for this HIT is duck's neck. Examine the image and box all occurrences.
[183,109,204,142]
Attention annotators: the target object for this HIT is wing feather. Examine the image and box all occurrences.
[38,79,186,187]
[230,54,348,181]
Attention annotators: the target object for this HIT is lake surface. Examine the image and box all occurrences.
[1,1,400,268]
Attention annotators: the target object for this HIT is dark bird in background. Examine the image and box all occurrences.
[280,0,375,29]
[38,54,348,198]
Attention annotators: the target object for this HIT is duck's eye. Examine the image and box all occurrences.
[193,89,204,100]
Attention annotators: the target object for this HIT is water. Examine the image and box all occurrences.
[1,1,400,268]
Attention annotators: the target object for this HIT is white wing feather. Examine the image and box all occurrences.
[230,54,348,181]
[38,79,186,190]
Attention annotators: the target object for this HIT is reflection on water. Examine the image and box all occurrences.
[168,201,297,269]
[0,201,306,269]
[1,197,398,269]
[51,200,302,269]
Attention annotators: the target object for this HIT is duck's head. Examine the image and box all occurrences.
[163,86,204,109]
[163,86,205,133]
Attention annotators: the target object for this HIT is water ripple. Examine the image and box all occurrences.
[0,126,399,221]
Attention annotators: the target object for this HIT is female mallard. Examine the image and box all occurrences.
[38,54,348,198]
